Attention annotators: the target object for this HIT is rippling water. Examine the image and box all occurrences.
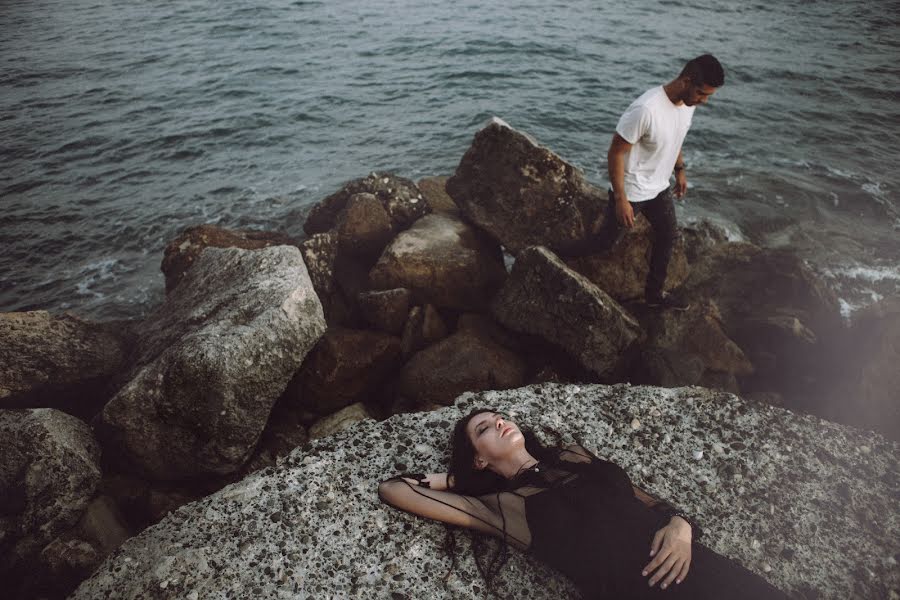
[2,0,898,320]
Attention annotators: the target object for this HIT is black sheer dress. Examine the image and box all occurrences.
[379,446,792,599]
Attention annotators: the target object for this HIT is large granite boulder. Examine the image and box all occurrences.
[303,172,430,236]
[563,218,690,301]
[683,243,843,404]
[161,224,298,293]
[369,213,507,311]
[397,328,527,406]
[629,299,753,390]
[446,117,605,254]
[491,246,642,379]
[0,409,102,595]
[287,328,402,416]
[95,246,326,481]
[0,311,130,416]
[71,384,898,599]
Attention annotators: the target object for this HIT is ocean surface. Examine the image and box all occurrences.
[2,0,899,321]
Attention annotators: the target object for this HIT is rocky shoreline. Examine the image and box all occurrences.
[1,118,897,599]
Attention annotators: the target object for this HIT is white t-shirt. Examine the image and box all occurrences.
[615,86,694,202]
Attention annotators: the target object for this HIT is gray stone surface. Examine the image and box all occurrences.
[95,246,326,481]
[0,409,102,583]
[369,212,507,311]
[492,246,642,379]
[0,311,129,409]
[446,117,605,254]
[71,384,898,599]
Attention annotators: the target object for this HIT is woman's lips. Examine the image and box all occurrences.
[501,426,513,437]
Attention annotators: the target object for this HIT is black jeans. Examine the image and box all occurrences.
[568,187,678,298]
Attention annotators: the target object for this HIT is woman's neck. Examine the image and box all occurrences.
[491,449,540,480]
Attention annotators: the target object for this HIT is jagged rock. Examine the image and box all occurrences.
[95,246,326,481]
[299,230,338,299]
[308,402,373,439]
[369,213,507,311]
[400,306,426,357]
[304,172,430,235]
[397,328,527,406]
[0,311,130,416]
[288,328,402,416]
[822,297,900,440]
[357,288,412,334]
[417,175,460,216]
[0,409,102,594]
[336,192,394,259]
[161,224,297,293]
[681,218,732,263]
[446,118,605,254]
[629,299,753,389]
[71,384,899,600]
[683,243,843,403]
[491,246,642,379]
[563,218,690,301]
[421,304,448,344]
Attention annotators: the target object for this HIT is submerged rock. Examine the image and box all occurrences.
[446,117,605,254]
[71,384,899,599]
[491,246,642,379]
[95,246,326,481]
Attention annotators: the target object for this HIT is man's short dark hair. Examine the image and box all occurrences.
[680,54,724,88]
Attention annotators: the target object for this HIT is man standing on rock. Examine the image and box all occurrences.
[576,54,724,311]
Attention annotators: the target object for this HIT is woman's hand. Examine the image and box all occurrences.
[642,516,692,589]
[399,473,452,491]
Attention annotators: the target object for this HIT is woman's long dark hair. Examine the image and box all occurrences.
[441,407,564,597]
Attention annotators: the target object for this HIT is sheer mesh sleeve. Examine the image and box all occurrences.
[377,477,532,550]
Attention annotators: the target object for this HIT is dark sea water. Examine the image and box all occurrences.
[2,0,899,321]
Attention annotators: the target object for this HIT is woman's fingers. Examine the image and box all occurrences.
[647,553,679,586]
[675,556,691,584]
[649,529,664,556]
[660,558,684,589]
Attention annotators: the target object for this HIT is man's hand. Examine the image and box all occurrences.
[642,516,692,589]
[615,194,635,228]
[674,170,688,199]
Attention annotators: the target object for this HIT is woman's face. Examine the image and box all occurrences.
[465,411,524,468]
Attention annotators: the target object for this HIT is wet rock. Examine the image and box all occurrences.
[288,328,402,416]
[680,218,732,263]
[358,288,412,335]
[0,311,130,417]
[683,242,842,404]
[491,246,642,379]
[336,192,394,259]
[446,117,605,254]
[397,329,527,406]
[0,409,102,594]
[161,224,298,293]
[369,213,507,311]
[629,299,753,389]
[95,246,326,481]
[304,172,430,236]
[71,384,900,600]
[563,218,690,301]
[308,402,373,439]
[416,175,460,216]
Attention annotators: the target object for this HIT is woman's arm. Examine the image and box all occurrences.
[377,475,527,547]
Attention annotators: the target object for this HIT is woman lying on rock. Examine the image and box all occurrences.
[378,408,792,599]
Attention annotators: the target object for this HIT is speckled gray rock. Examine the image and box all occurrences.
[71,384,898,599]
[95,246,326,481]
[492,246,642,379]
[0,311,129,411]
[446,117,605,254]
[369,213,507,311]
[304,172,430,236]
[0,409,102,588]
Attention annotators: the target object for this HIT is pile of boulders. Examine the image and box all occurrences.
[1,117,897,599]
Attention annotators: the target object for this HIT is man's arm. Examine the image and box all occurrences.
[607,133,635,228]
[673,149,687,199]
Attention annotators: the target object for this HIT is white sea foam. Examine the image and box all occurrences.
[825,265,900,283]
